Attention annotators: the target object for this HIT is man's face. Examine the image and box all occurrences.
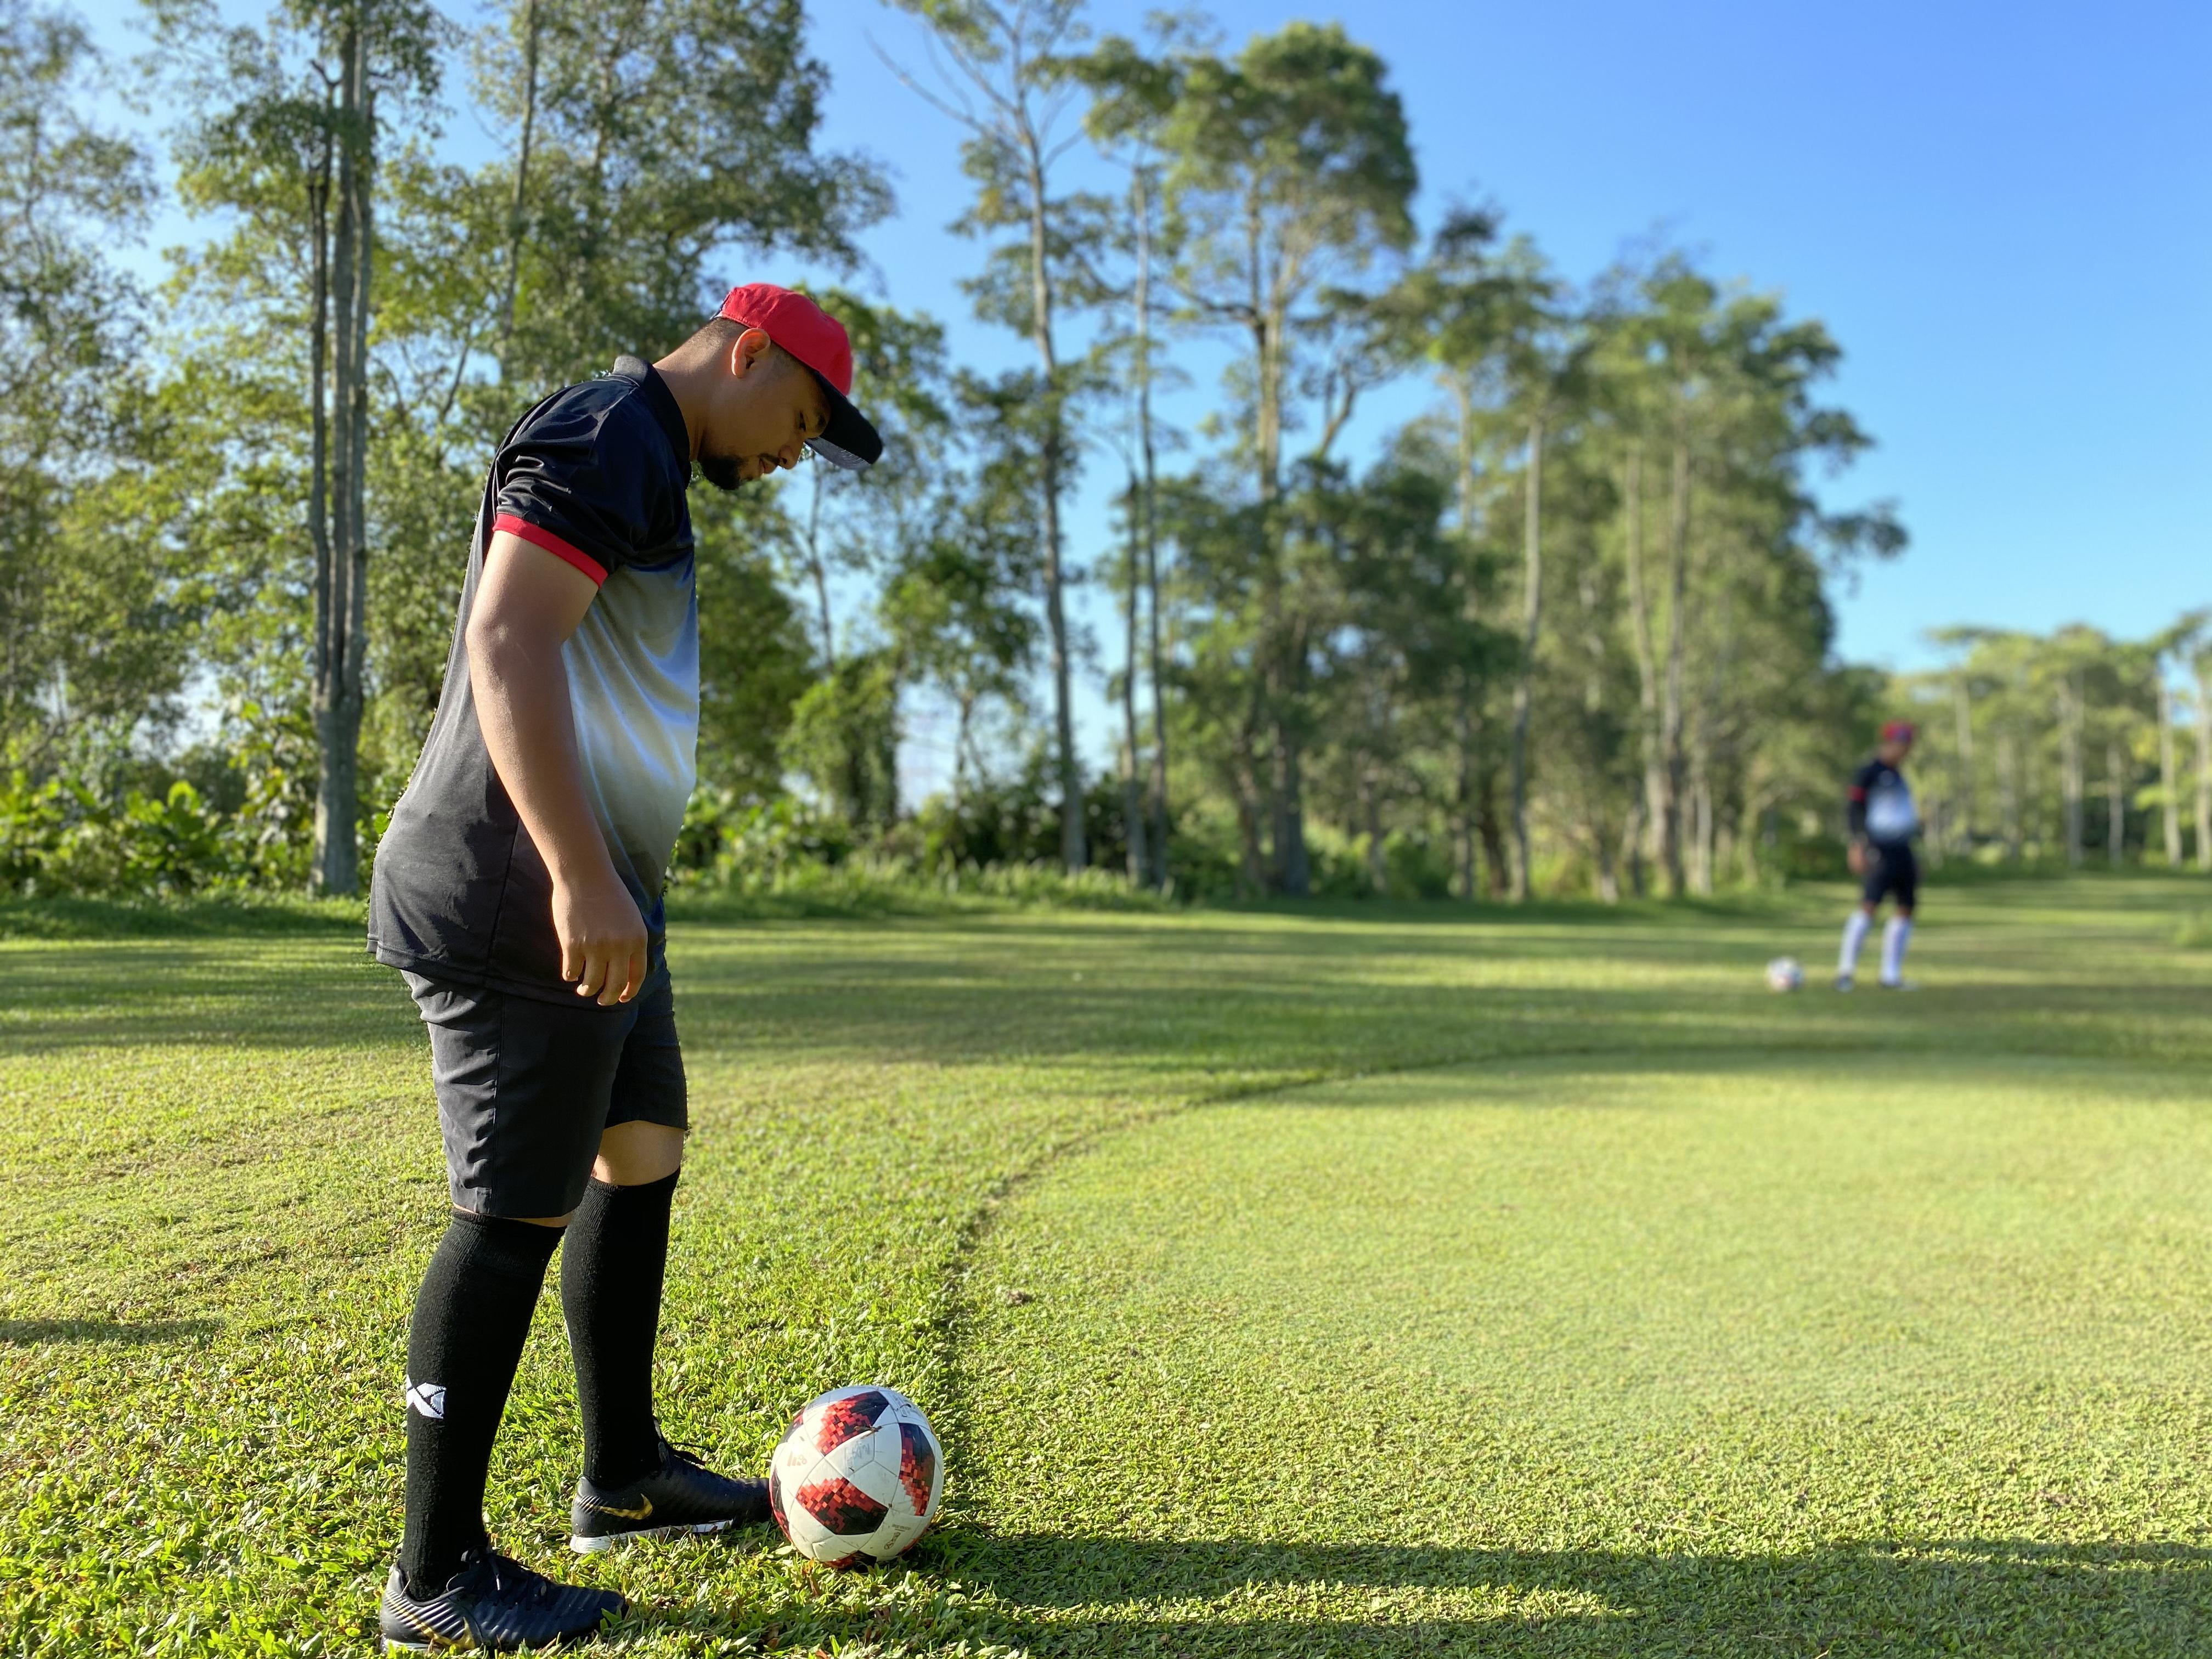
[696,332,832,493]
[1880,736,1914,766]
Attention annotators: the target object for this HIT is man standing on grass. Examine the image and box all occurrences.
[1836,721,1921,992]
[365,285,881,1650]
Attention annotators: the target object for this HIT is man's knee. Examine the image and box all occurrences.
[594,1120,685,1187]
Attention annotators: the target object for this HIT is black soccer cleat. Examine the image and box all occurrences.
[570,1437,772,1553]
[377,1547,624,1651]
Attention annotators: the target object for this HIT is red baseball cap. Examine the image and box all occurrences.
[716,283,883,470]
[1882,721,1916,742]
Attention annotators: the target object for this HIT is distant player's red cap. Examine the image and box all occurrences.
[716,283,883,469]
[1882,721,1916,742]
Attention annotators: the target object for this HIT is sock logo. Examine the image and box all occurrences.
[404,1378,448,1421]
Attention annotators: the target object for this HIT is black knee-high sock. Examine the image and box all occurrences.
[399,1211,563,1593]
[561,1172,677,1487]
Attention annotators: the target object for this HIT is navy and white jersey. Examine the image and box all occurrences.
[369,356,698,1003]
[1848,758,1918,847]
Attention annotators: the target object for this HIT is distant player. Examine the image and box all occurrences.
[1837,721,1919,991]
[366,285,882,1649]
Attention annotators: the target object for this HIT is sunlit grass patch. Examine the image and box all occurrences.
[5,875,2212,1653]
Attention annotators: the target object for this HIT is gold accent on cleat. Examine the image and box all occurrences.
[579,1493,653,1521]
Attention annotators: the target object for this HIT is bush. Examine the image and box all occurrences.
[2,772,242,898]
[0,705,319,899]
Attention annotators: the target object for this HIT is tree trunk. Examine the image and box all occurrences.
[1688,749,1713,898]
[2197,665,2212,871]
[2058,675,2084,866]
[952,690,975,804]
[804,469,833,669]
[1021,134,1082,872]
[306,91,332,798]
[1620,442,1667,878]
[1133,167,1169,889]
[1476,767,1510,900]
[313,25,373,899]
[1999,728,2022,861]
[497,0,540,364]
[1271,718,1310,896]
[1451,672,1475,900]
[2160,682,2181,866]
[1619,792,1647,898]
[1118,473,1147,885]
[1657,420,1692,895]
[2107,735,2125,867]
[1361,763,1386,894]
[1506,414,1542,901]
[1450,380,1482,904]
[1953,674,1974,849]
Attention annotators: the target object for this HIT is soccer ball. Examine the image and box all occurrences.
[1765,956,1804,992]
[768,1385,943,1568]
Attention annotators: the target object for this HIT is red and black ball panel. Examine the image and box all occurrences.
[814,1389,892,1455]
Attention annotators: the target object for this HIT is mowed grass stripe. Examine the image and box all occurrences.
[953,1053,2212,1654]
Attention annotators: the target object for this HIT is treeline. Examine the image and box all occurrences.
[0,0,2098,907]
[1896,619,2212,872]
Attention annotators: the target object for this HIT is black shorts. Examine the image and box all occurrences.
[1862,842,1918,909]
[403,974,688,1218]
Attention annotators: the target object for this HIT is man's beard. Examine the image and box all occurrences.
[697,450,747,493]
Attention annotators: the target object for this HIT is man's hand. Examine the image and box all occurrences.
[468,531,650,1002]
[555,865,648,1006]
[1847,840,1868,877]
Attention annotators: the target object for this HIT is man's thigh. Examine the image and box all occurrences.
[404,974,640,1218]
[1865,844,1917,908]
[605,979,687,1136]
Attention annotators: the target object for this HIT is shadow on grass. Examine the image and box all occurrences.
[0,1316,219,1346]
[631,1532,2212,1657]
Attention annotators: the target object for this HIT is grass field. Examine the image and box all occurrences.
[7,876,2212,1655]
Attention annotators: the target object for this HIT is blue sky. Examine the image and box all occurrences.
[818,0,2212,780]
[76,0,2212,786]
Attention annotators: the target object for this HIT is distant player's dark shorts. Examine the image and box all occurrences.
[1861,842,1918,910]
[402,973,688,1218]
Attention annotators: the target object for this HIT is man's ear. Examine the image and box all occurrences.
[730,326,774,379]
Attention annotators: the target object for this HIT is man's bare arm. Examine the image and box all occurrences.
[466,532,648,1006]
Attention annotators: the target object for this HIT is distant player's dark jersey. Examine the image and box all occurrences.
[1848,759,1918,848]
[369,356,698,1003]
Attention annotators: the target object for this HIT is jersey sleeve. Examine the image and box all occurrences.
[1846,760,1880,838]
[489,394,659,586]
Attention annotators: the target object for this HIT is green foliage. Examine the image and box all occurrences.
[476,0,887,391]
[0,774,275,899]
[781,651,903,832]
[0,1,163,761]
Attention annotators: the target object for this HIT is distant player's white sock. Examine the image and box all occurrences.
[1838,909,1871,979]
[1881,916,1912,985]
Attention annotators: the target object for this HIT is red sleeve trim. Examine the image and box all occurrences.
[491,512,608,586]
[1847,786,1869,801]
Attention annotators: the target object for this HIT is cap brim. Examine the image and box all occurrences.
[803,369,882,470]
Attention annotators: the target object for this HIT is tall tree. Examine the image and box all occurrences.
[1068,23,1187,887]
[1385,207,1515,899]
[1158,21,1417,893]
[881,0,1091,871]
[480,0,885,391]
[0,2,164,763]
[157,0,447,895]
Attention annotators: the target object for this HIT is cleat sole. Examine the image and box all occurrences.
[570,1517,733,1554]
